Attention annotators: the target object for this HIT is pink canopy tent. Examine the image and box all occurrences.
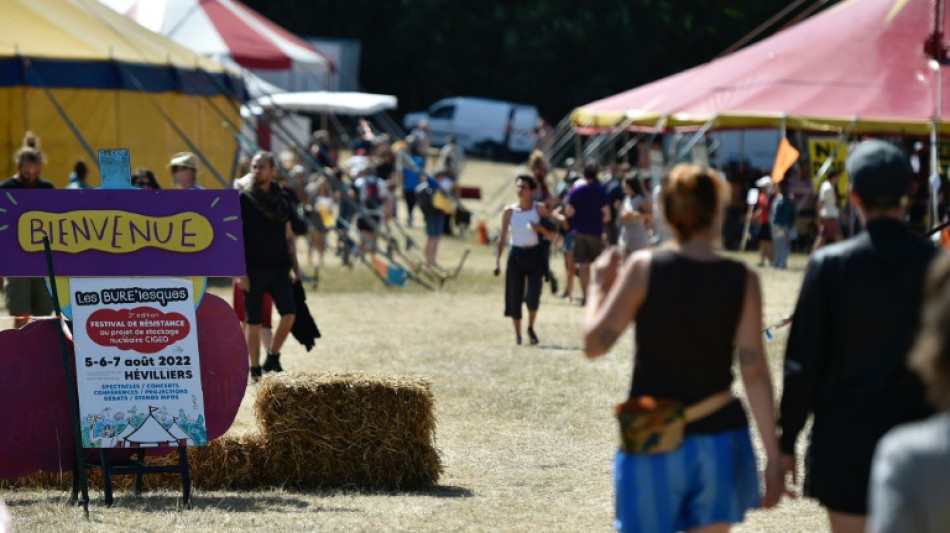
[572,0,950,137]
[101,0,334,91]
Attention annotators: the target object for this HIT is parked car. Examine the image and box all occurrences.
[403,97,540,160]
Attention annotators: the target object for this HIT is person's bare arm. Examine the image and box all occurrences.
[494,207,513,276]
[582,249,649,358]
[735,269,783,508]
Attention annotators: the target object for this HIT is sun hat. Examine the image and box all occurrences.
[169,152,198,170]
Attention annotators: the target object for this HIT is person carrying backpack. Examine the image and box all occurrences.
[353,164,391,256]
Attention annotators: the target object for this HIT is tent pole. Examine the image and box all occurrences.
[929,0,944,235]
[930,120,941,234]
[671,117,717,165]
[115,62,230,188]
[23,60,98,167]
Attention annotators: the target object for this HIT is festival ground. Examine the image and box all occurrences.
[2,158,830,532]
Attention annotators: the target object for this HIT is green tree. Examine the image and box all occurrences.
[245,0,833,123]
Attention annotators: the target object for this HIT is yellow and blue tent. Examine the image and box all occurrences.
[0,0,245,188]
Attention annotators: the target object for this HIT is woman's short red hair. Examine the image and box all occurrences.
[660,164,729,241]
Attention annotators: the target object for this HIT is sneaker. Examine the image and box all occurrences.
[250,366,262,383]
[262,352,283,373]
[550,275,559,295]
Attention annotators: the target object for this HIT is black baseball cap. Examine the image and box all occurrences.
[846,139,913,209]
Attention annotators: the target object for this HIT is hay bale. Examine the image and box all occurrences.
[1,372,442,493]
[186,431,265,490]
[0,433,264,493]
[254,371,442,490]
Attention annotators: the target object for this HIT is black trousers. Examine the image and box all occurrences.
[504,246,542,320]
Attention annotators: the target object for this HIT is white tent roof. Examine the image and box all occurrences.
[251,91,398,116]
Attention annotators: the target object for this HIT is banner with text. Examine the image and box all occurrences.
[71,277,206,448]
[807,138,850,199]
[0,189,245,277]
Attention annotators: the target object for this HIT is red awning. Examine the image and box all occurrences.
[572,0,950,136]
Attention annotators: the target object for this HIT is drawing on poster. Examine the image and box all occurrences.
[84,405,204,448]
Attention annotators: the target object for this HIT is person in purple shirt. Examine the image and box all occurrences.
[566,159,610,305]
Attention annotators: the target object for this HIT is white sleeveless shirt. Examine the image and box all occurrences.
[509,204,540,247]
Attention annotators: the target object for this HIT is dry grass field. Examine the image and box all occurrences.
[1,158,833,532]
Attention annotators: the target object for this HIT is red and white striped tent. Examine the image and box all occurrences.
[101,0,334,91]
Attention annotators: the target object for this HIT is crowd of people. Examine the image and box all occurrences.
[4,127,950,532]
[577,139,950,533]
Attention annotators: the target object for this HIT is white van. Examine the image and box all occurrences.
[403,97,539,159]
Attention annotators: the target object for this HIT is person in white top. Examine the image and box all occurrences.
[494,175,555,346]
[813,170,843,251]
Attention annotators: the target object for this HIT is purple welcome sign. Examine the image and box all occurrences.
[0,189,246,277]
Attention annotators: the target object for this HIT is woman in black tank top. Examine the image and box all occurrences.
[582,164,784,532]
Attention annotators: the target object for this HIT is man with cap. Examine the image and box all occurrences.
[778,139,938,533]
[169,152,203,189]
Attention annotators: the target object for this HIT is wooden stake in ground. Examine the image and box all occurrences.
[740,187,759,252]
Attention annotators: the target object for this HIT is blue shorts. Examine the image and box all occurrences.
[424,213,445,237]
[561,231,574,254]
[615,427,759,533]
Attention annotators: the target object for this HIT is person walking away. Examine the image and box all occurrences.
[409,120,432,169]
[812,169,843,251]
[438,135,466,183]
[353,165,392,257]
[566,159,610,305]
[401,143,425,227]
[553,159,581,301]
[583,164,783,533]
[770,180,795,269]
[753,176,775,266]
[868,253,950,533]
[602,162,625,246]
[236,151,301,383]
[418,172,447,267]
[494,175,554,345]
[618,175,652,257]
[779,140,937,533]
[0,141,55,329]
[529,150,559,295]
[304,176,335,271]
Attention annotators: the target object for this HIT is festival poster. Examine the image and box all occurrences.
[70,277,206,448]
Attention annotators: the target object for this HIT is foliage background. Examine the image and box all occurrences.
[243,1,840,122]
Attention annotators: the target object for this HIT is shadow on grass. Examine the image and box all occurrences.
[536,345,582,352]
[100,493,319,512]
[414,485,474,498]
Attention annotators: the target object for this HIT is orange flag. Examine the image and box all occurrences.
[771,138,800,183]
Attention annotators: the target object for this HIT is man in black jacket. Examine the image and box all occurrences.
[778,139,938,533]
[235,151,302,383]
